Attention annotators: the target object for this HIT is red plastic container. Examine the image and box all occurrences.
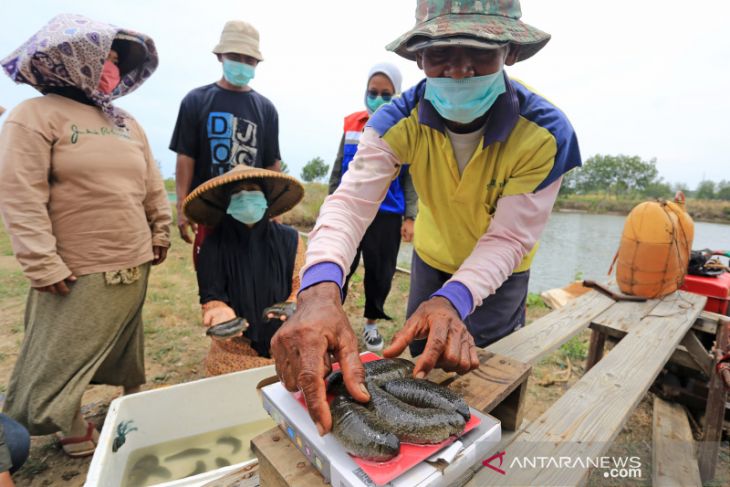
[680,272,730,315]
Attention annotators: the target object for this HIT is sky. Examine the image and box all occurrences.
[1,0,728,189]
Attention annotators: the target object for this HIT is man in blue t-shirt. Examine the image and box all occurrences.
[170,20,282,258]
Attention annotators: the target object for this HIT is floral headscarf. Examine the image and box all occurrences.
[1,13,158,127]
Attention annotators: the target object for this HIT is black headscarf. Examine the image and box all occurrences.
[197,215,298,357]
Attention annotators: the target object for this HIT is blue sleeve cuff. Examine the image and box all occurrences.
[431,281,473,320]
[300,262,344,295]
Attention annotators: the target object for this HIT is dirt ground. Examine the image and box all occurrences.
[1,228,728,486]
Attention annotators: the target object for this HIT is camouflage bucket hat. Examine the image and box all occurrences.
[387,0,551,62]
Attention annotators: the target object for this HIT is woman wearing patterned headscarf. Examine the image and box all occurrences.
[0,14,171,457]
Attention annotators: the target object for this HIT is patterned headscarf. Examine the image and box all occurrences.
[1,13,158,127]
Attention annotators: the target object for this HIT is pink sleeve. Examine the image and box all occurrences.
[303,128,401,277]
[449,177,563,311]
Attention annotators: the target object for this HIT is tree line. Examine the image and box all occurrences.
[275,157,330,183]
[559,154,730,200]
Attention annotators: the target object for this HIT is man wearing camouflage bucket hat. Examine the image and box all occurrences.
[272,0,582,435]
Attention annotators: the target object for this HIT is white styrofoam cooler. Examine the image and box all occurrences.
[85,365,275,487]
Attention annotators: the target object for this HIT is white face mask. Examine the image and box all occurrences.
[226,190,267,224]
[424,70,506,124]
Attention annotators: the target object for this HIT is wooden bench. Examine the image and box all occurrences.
[252,288,720,486]
[466,291,707,486]
[587,303,728,483]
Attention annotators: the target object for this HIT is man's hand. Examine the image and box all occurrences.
[152,246,168,265]
[177,203,197,244]
[383,296,479,378]
[271,282,369,436]
[401,218,414,242]
[34,274,77,296]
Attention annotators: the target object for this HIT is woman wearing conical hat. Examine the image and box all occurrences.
[183,164,305,375]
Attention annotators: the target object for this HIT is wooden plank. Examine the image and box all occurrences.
[468,291,706,486]
[448,350,530,412]
[680,331,713,377]
[201,462,260,487]
[590,297,661,335]
[698,317,730,483]
[699,310,725,323]
[652,397,702,487]
[251,427,328,487]
[486,290,615,364]
[590,301,714,375]
[425,367,456,385]
[694,313,720,335]
[672,345,705,373]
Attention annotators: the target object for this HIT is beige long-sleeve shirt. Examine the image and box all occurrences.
[0,94,171,287]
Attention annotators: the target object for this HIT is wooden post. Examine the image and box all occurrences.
[251,428,328,487]
[697,318,729,483]
[585,329,606,371]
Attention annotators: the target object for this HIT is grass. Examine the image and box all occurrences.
[559,334,589,362]
[526,292,547,309]
[280,182,328,229]
[556,194,730,224]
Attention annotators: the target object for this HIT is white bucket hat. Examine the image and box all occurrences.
[212,20,263,61]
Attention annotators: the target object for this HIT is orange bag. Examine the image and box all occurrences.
[611,193,694,298]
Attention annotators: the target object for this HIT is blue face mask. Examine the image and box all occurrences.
[366,95,389,114]
[227,190,268,225]
[222,59,255,87]
[424,70,506,124]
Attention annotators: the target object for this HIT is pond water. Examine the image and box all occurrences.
[397,212,730,294]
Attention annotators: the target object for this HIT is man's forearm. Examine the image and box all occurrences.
[302,128,400,285]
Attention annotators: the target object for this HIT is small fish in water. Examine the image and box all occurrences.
[216,435,242,454]
[127,455,171,486]
[215,457,231,468]
[184,460,207,478]
[164,447,210,462]
[206,317,247,340]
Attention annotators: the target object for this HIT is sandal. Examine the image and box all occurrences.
[58,421,99,458]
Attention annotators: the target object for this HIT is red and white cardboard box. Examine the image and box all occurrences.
[259,354,501,487]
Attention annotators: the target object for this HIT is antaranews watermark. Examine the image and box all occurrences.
[483,450,644,482]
